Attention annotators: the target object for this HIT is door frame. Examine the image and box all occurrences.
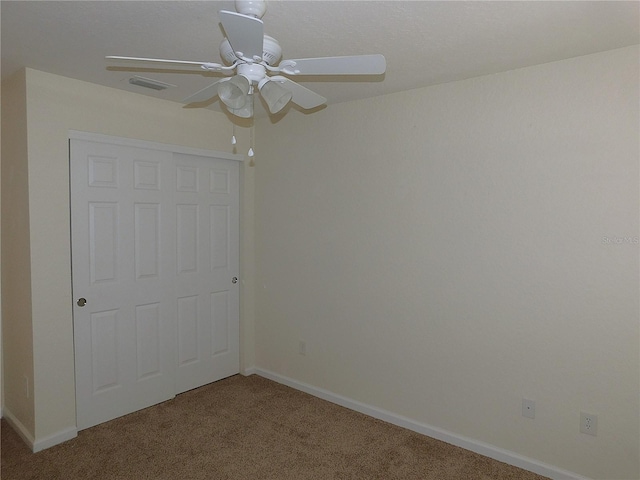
[69,131,243,163]
[68,130,244,427]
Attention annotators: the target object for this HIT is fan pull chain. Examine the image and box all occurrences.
[231,124,237,151]
[248,126,255,167]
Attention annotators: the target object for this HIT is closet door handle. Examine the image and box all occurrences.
[77,298,87,307]
[231,277,238,284]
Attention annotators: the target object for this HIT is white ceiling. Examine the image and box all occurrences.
[2,0,639,119]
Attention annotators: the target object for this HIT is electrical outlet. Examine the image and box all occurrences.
[522,399,535,419]
[580,412,598,436]
[298,340,306,356]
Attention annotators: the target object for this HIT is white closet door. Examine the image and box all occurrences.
[173,153,240,394]
[71,139,176,430]
[71,137,239,430]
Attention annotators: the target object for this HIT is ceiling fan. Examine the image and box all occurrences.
[107,0,386,119]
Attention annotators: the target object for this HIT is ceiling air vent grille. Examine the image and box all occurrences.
[128,75,176,91]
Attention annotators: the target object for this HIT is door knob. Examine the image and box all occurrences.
[232,277,238,284]
[77,298,87,307]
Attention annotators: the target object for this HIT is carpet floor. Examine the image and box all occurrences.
[1,374,550,479]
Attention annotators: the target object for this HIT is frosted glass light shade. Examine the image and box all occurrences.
[259,80,292,114]
[231,95,254,118]
[218,75,250,109]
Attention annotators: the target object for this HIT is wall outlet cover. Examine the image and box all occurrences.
[580,412,598,436]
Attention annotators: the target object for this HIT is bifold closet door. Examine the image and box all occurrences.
[71,138,239,430]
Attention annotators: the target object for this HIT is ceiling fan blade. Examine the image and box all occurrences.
[269,76,327,110]
[219,10,264,60]
[106,55,223,71]
[182,79,228,104]
[281,54,386,76]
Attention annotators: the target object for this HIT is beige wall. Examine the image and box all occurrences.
[254,46,639,479]
[1,68,254,443]
[1,69,36,436]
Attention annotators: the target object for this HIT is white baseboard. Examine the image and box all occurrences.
[253,368,590,480]
[3,406,77,452]
[32,426,77,453]
[2,407,36,448]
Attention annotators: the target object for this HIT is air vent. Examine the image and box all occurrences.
[128,76,176,91]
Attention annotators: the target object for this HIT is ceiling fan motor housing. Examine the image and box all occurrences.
[236,63,267,84]
[261,36,282,65]
[219,35,282,66]
[235,0,267,19]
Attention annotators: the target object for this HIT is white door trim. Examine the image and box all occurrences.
[69,130,244,163]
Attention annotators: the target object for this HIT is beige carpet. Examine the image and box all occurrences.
[1,374,549,479]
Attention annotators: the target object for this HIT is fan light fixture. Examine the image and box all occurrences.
[218,74,251,109]
[231,95,254,118]
[217,64,293,116]
[258,78,292,114]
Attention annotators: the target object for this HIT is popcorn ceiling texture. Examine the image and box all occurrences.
[2,1,638,110]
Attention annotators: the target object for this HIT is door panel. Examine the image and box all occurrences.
[173,153,240,394]
[177,295,199,365]
[176,204,199,273]
[90,309,119,392]
[211,291,230,355]
[72,140,176,430]
[89,202,118,283]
